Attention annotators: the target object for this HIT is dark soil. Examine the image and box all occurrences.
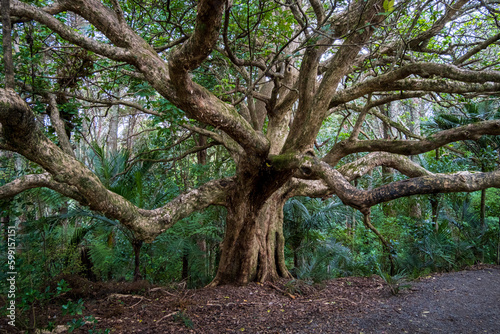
[2,265,499,333]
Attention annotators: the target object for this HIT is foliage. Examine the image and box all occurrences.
[377,268,410,296]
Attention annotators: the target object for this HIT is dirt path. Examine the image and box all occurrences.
[354,266,500,334]
[2,266,499,333]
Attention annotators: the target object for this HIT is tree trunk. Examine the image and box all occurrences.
[132,239,143,282]
[126,112,137,152]
[293,249,299,270]
[79,246,97,281]
[108,105,119,155]
[210,189,291,285]
[196,134,207,165]
[480,188,486,230]
[430,195,440,232]
[181,249,189,281]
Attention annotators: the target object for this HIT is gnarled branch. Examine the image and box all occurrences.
[329,63,500,108]
[324,119,500,165]
[305,158,500,212]
[10,0,132,62]
[0,173,85,203]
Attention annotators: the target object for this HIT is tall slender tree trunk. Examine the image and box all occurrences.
[126,112,137,152]
[430,195,440,232]
[196,134,207,165]
[108,105,119,155]
[181,249,189,281]
[480,165,487,230]
[293,247,300,270]
[132,239,143,281]
[480,189,486,230]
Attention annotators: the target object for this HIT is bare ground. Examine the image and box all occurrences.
[2,265,499,333]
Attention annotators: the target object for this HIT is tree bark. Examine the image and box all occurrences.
[211,188,291,285]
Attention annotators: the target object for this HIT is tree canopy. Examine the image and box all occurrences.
[1,0,500,285]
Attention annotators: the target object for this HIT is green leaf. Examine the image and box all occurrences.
[383,0,394,12]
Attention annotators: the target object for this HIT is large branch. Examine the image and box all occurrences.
[453,32,500,65]
[0,89,143,224]
[324,119,500,165]
[305,159,500,213]
[379,79,500,97]
[169,0,224,74]
[0,88,231,241]
[11,0,71,22]
[344,169,500,212]
[139,177,234,233]
[47,93,75,157]
[329,63,500,108]
[283,0,386,153]
[162,0,269,157]
[337,152,432,181]
[10,0,132,62]
[286,152,433,199]
[0,173,86,203]
[407,0,469,50]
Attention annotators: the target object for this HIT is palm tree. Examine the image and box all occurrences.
[425,101,500,229]
[85,142,171,281]
[283,197,348,272]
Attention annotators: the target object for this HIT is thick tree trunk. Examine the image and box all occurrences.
[210,190,291,285]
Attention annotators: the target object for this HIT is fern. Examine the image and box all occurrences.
[88,241,115,277]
